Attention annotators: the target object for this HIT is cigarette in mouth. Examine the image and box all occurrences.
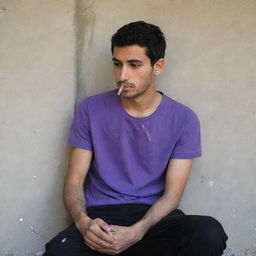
[117,85,123,95]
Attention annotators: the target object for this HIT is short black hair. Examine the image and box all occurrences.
[111,21,166,66]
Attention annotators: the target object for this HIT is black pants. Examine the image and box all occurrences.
[44,204,228,256]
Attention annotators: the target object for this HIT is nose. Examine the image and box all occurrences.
[119,66,129,82]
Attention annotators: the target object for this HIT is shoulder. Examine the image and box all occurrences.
[163,94,199,121]
[78,89,117,110]
[80,89,116,104]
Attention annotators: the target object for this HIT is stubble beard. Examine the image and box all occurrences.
[121,73,154,100]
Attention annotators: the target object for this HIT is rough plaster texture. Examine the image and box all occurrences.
[0,0,76,255]
[1,0,256,255]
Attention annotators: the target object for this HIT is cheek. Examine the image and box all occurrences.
[142,70,154,83]
[113,68,119,79]
[138,68,152,80]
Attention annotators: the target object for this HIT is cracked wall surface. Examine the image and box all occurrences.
[1,0,256,255]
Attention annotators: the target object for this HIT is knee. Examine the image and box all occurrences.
[44,236,67,256]
[198,216,228,245]
[43,224,87,256]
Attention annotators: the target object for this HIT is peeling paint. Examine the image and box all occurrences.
[200,175,205,184]
[29,225,41,236]
[33,129,39,135]
[209,180,214,187]
[75,0,96,102]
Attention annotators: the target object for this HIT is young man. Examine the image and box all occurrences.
[44,21,227,256]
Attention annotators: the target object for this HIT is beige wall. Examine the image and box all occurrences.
[1,0,256,255]
[0,0,75,255]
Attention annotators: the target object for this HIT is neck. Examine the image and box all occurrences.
[120,89,163,118]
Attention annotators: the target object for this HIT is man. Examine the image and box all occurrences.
[44,21,227,256]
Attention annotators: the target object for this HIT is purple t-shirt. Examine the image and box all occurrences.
[68,89,201,207]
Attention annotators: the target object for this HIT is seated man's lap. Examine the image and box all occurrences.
[44,205,227,256]
[126,212,227,256]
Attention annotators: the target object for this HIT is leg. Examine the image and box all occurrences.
[43,206,227,256]
[182,215,227,256]
[126,212,228,256]
[43,224,93,256]
[43,204,150,256]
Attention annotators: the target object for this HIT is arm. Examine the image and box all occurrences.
[63,147,92,224]
[132,158,192,235]
[63,147,115,251]
[107,158,192,254]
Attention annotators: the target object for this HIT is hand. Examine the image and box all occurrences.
[103,225,143,255]
[75,213,115,253]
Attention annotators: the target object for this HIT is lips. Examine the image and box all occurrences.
[117,85,133,91]
[123,85,133,88]
[117,82,134,94]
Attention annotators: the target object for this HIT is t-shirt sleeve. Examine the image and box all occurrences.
[67,100,93,151]
[170,111,202,159]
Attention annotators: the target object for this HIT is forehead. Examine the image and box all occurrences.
[113,45,149,62]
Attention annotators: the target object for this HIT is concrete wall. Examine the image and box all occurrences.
[1,0,256,255]
[0,0,76,255]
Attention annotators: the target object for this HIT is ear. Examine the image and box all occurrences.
[153,58,165,76]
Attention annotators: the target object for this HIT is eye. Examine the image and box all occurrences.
[130,63,141,68]
[113,61,121,67]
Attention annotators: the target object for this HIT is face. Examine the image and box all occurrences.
[112,45,155,100]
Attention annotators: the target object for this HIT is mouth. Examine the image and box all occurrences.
[117,84,133,95]
[123,85,133,89]
[118,84,133,89]
[117,82,134,94]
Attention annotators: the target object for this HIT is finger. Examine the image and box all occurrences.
[86,232,114,249]
[109,225,120,232]
[85,237,103,250]
[86,238,118,255]
[91,225,115,244]
[95,218,112,233]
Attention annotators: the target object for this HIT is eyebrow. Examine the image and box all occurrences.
[112,58,143,63]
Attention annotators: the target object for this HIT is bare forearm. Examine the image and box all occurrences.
[132,159,192,236]
[132,191,181,236]
[63,182,90,225]
[63,148,93,226]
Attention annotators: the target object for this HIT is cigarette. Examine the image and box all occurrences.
[117,85,123,95]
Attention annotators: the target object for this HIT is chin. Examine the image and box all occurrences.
[122,93,141,100]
